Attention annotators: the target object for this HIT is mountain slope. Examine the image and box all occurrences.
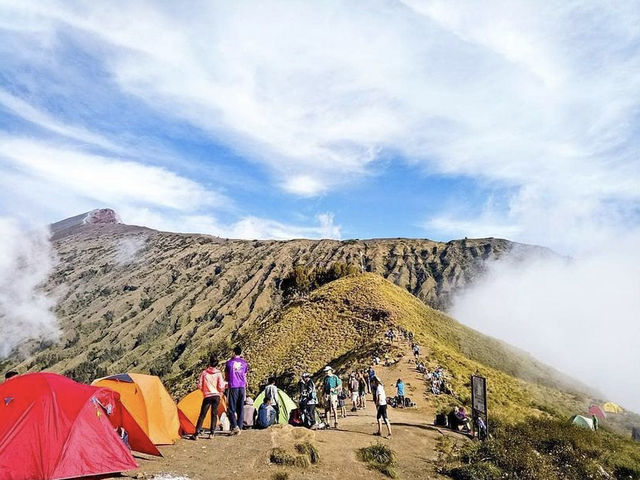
[4,217,551,384]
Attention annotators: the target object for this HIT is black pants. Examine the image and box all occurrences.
[305,403,316,427]
[195,395,220,434]
[228,387,245,429]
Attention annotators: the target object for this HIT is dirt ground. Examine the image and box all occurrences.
[117,348,468,480]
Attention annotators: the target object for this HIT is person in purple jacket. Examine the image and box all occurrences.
[225,345,248,435]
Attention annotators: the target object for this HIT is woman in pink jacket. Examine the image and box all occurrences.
[192,356,226,439]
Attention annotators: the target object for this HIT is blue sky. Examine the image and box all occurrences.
[1,1,639,252]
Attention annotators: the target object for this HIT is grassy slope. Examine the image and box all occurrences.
[237,273,589,421]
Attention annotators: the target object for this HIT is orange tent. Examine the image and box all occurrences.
[92,373,187,445]
[177,390,227,431]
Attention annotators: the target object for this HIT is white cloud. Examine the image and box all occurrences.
[0,217,58,358]
[119,207,341,240]
[0,136,224,212]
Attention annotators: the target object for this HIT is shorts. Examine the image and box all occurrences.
[351,392,359,403]
[376,404,388,420]
[324,394,338,409]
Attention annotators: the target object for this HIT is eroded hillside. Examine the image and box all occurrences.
[5,220,548,388]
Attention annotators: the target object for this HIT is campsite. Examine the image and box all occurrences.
[2,1,640,479]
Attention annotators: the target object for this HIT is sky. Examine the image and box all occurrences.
[1,1,640,408]
[0,0,638,248]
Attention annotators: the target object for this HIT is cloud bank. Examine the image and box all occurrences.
[452,233,640,411]
[0,218,58,359]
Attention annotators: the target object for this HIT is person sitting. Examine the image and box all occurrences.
[448,406,471,432]
[255,397,277,429]
[242,397,256,429]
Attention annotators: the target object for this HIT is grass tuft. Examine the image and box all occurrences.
[270,447,296,466]
[358,443,398,478]
[295,441,320,464]
[271,472,289,480]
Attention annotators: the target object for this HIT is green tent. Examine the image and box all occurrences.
[571,415,596,430]
[254,388,298,424]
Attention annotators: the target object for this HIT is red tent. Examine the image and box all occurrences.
[0,372,160,480]
[589,404,607,421]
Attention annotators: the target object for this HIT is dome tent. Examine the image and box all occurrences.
[93,373,190,444]
[603,401,624,414]
[254,388,297,424]
[0,373,159,480]
[177,389,228,432]
[588,405,606,421]
[571,414,597,430]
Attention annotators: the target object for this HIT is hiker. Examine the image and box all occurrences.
[298,372,318,428]
[264,377,280,423]
[190,356,225,440]
[372,376,392,438]
[322,366,342,429]
[255,397,277,429]
[368,367,376,401]
[396,379,405,408]
[349,374,359,412]
[338,391,347,418]
[225,346,248,435]
[364,368,372,393]
[413,344,420,359]
[358,372,367,409]
[243,397,256,429]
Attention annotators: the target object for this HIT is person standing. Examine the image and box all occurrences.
[349,374,359,412]
[396,378,405,408]
[225,346,248,435]
[298,372,318,428]
[191,356,225,440]
[372,376,392,438]
[264,377,280,423]
[358,373,367,409]
[322,366,341,429]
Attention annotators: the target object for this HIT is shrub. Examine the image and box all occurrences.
[271,473,289,480]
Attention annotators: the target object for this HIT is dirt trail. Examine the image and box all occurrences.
[120,345,465,480]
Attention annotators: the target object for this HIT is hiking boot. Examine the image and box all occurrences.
[232,426,241,435]
[334,422,339,429]
[189,434,198,441]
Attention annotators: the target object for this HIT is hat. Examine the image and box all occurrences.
[323,366,333,373]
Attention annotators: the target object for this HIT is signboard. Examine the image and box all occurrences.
[471,375,487,414]
[471,375,488,439]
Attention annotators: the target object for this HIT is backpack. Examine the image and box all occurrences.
[435,412,448,427]
[289,408,304,426]
[404,397,412,407]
